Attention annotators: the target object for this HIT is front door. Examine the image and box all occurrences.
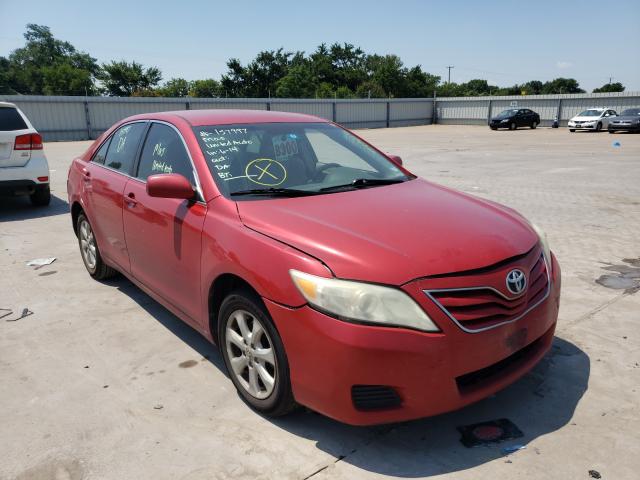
[122,122,206,324]
[83,122,147,272]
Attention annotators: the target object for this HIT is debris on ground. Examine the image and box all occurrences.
[457,418,524,448]
[501,444,526,454]
[588,470,602,479]
[26,257,57,269]
[3,308,34,322]
[153,404,164,410]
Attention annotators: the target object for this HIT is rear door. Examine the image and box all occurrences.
[83,122,147,273]
[122,122,206,323]
[0,105,33,168]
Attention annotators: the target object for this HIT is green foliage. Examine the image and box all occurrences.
[0,24,614,99]
[158,78,190,97]
[1,24,99,95]
[541,77,585,94]
[593,82,625,93]
[99,60,162,96]
[189,79,221,97]
[275,64,317,98]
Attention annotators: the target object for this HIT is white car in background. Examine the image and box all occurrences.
[568,108,617,132]
[0,102,50,206]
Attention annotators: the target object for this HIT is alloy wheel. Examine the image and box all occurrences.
[225,309,277,400]
[79,219,97,270]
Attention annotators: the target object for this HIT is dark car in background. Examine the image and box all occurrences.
[490,109,541,130]
[608,108,640,133]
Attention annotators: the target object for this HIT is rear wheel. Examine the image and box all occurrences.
[531,121,538,129]
[77,213,117,280]
[219,290,296,417]
[29,185,50,206]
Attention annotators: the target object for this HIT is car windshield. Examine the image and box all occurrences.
[621,108,640,116]
[496,109,518,118]
[577,110,602,117]
[193,122,411,198]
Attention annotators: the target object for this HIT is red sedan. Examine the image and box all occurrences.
[67,110,561,425]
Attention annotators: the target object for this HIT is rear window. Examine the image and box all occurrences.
[0,107,28,131]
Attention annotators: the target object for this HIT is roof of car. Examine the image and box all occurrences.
[126,109,329,126]
[0,101,17,108]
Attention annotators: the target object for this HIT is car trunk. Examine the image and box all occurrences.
[0,106,32,167]
[0,130,32,167]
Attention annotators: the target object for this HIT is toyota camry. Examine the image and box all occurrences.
[67,110,561,425]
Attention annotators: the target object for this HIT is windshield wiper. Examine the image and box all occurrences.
[230,187,319,197]
[320,178,406,192]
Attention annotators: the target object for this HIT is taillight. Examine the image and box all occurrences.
[14,133,43,151]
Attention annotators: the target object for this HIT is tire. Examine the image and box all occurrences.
[218,289,296,417]
[76,213,117,280]
[490,127,497,130]
[569,129,575,132]
[509,122,516,130]
[29,185,50,206]
[531,121,538,129]
[608,129,614,134]
[596,122,602,132]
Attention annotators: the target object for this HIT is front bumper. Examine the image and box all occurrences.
[568,122,598,130]
[266,253,561,426]
[608,123,640,132]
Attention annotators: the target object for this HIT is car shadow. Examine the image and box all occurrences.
[0,194,69,222]
[107,274,588,477]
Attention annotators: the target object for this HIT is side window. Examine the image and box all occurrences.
[104,123,146,174]
[92,138,111,165]
[137,123,195,184]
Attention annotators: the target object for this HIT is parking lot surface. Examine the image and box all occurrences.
[1,125,639,480]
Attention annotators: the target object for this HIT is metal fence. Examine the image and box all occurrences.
[1,92,639,141]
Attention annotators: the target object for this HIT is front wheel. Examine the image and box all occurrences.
[219,290,296,417]
[569,129,576,132]
[608,130,614,134]
[76,213,117,280]
[509,122,516,130]
[596,122,602,132]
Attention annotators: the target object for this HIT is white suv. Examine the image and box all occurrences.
[0,102,50,206]
[568,108,617,132]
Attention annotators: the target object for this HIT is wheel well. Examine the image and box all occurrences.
[71,202,83,235]
[208,273,260,344]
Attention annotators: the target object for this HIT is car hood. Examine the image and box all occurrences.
[611,115,640,122]
[236,179,538,285]
[570,116,601,121]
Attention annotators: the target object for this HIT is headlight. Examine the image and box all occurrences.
[529,222,552,270]
[500,119,509,123]
[290,270,440,332]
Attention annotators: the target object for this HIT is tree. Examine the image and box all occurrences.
[356,80,386,98]
[99,60,162,96]
[593,82,625,93]
[189,79,220,97]
[1,24,99,95]
[158,78,190,97]
[275,64,317,98]
[521,80,544,95]
[541,78,585,94]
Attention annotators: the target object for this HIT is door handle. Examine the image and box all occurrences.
[125,192,137,207]
[82,168,91,182]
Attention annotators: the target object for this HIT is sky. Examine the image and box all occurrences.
[1,0,639,92]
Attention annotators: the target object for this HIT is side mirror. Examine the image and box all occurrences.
[387,154,403,166]
[147,173,195,200]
